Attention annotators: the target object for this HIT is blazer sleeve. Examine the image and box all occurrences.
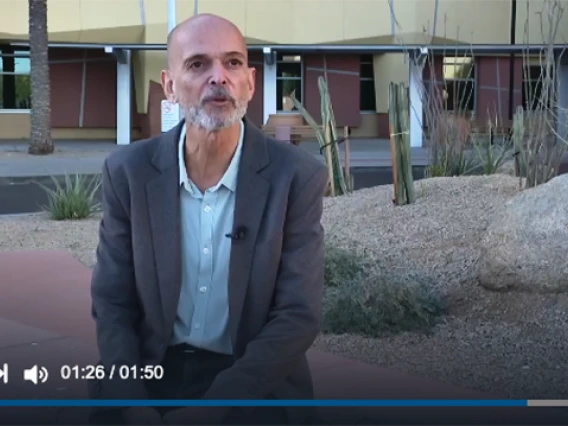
[201,162,329,406]
[90,159,148,400]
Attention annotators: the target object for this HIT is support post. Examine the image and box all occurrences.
[408,52,425,148]
[263,48,277,125]
[168,0,176,32]
[557,60,568,142]
[115,49,132,146]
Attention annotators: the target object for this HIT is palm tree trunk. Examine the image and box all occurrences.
[28,0,53,155]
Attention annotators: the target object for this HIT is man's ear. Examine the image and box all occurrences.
[248,67,256,101]
[161,70,176,102]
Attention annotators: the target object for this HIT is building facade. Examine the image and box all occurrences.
[0,0,567,144]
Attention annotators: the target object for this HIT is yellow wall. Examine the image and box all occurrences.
[2,0,567,116]
[3,0,567,45]
[350,114,382,138]
[0,114,142,140]
[516,0,568,44]
[412,0,510,44]
[0,114,30,139]
[373,54,409,113]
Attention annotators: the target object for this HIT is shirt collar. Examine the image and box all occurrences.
[178,120,244,193]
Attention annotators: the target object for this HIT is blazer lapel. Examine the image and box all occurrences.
[146,122,183,337]
[228,119,271,346]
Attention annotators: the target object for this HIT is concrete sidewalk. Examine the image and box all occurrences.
[0,140,116,180]
[0,138,429,179]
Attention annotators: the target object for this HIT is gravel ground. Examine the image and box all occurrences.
[0,212,101,268]
[317,174,568,399]
[2,174,568,399]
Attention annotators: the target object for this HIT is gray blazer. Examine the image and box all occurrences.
[89,118,328,422]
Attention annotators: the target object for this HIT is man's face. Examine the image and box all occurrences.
[163,19,255,132]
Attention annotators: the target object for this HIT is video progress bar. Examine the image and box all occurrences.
[528,400,568,406]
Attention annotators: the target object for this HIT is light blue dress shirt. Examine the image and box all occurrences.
[171,120,244,355]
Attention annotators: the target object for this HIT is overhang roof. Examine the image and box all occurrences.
[244,36,277,46]
[1,30,276,50]
[323,33,469,46]
[3,29,564,56]
[0,25,145,44]
[0,31,466,48]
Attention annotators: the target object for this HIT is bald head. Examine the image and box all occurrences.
[160,13,256,132]
[167,13,247,69]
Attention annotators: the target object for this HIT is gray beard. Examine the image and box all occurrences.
[181,102,248,132]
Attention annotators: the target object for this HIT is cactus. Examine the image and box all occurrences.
[511,106,526,188]
[291,77,348,197]
[388,82,415,205]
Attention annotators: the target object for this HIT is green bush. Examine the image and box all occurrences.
[473,138,513,175]
[36,173,102,220]
[322,246,448,337]
[324,245,371,287]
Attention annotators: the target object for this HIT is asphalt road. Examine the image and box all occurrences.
[0,167,427,215]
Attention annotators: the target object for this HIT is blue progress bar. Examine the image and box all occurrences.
[0,400,528,407]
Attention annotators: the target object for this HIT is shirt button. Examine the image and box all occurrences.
[199,286,207,293]
[203,247,209,255]
[204,205,211,212]
[194,323,200,329]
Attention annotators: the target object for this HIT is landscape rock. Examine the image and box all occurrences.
[477,174,568,292]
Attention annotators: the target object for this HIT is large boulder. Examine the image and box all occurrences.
[477,174,568,292]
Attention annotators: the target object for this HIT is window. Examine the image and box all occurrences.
[360,55,376,111]
[442,56,476,112]
[276,54,302,111]
[0,47,31,110]
[522,64,554,110]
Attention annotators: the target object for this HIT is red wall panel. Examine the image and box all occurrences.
[82,59,117,128]
[49,62,82,128]
[304,54,361,127]
[476,56,523,122]
[247,51,264,127]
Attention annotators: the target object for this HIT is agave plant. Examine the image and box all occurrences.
[291,77,348,197]
[35,173,102,220]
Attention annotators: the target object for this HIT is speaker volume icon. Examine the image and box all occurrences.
[0,363,8,384]
[23,365,49,385]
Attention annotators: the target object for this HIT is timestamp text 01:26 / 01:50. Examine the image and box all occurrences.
[60,365,165,380]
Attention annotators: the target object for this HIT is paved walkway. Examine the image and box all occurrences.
[0,250,495,424]
[4,138,568,183]
[0,138,429,180]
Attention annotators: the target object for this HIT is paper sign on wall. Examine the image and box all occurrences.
[161,100,181,133]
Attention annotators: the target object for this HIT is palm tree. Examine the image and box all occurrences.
[28,0,53,155]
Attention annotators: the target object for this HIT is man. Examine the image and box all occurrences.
[88,13,329,426]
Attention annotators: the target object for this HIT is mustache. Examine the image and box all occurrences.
[201,87,236,104]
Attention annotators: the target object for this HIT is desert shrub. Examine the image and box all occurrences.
[36,174,101,220]
[470,129,514,175]
[424,163,449,178]
[324,245,371,287]
[322,245,448,337]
